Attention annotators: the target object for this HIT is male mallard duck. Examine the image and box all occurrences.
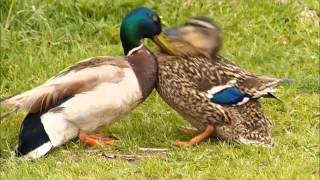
[0,7,172,158]
[155,17,291,147]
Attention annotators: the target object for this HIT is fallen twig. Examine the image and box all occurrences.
[101,153,141,162]
[138,147,169,154]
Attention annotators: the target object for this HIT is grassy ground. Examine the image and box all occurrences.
[0,0,319,179]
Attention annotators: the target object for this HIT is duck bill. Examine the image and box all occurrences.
[164,28,179,36]
[152,32,176,55]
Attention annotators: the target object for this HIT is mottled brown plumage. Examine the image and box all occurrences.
[156,17,290,147]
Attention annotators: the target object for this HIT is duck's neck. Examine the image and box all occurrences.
[127,47,158,99]
[127,44,143,56]
[120,20,157,98]
[122,39,142,56]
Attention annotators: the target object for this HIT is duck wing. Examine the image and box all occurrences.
[1,56,129,116]
[156,55,230,124]
[206,57,292,105]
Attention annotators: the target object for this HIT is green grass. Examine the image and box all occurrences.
[0,0,319,179]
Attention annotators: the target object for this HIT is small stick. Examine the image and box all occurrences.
[138,147,169,153]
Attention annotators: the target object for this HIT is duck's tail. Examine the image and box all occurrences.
[248,77,294,100]
[0,95,21,121]
[276,78,294,85]
[0,106,19,120]
[263,78,294,101]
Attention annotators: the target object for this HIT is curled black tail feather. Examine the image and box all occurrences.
[263,93,283,102]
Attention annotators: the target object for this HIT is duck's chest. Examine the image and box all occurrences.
[156,57,211,103]
[156,59,210,129]
[61,68,142,131]
[156,60,184,104]
[128,47,158,99]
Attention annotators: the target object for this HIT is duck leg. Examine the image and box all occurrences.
[79,132,118,146]
[177,126,198,134]
[174,125,214,146]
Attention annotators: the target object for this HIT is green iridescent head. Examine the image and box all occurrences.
[120,7,175,55]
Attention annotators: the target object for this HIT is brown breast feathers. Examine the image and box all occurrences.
[127,46,158,99]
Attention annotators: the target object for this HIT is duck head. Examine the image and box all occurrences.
[120,7,175,55]
[163,17,221,57]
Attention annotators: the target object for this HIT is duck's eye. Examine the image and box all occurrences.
[152,15,158,22]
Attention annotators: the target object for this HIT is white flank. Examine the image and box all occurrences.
[1,56,127,112]
[60,68,142,133]
[41,112,79,147]
[3,59,143,149]
[25,142,53,159]
[40,68,142,146]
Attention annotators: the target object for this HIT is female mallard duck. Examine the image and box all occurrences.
[0,7,172,158]
[155,17,291,147]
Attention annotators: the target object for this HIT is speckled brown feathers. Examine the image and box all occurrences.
[217,100,272,146]
[156,55,231,129]
[156,54,274,146]
[154,17,289,146]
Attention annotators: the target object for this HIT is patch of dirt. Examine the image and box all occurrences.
[100,153,141,162]
[299,7,320,26]
[138,147,169,155]
[75,148,170,163]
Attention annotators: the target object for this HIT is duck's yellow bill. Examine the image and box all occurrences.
[152,32,176,55]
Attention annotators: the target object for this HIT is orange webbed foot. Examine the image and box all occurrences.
[79,133,119,146]
[173,125,215,147]
[173,140,194,147]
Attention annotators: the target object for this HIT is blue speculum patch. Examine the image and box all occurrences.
[210,86,247,105]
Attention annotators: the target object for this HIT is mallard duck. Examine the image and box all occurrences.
[0,7,173,159]
[155,17,291,147]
